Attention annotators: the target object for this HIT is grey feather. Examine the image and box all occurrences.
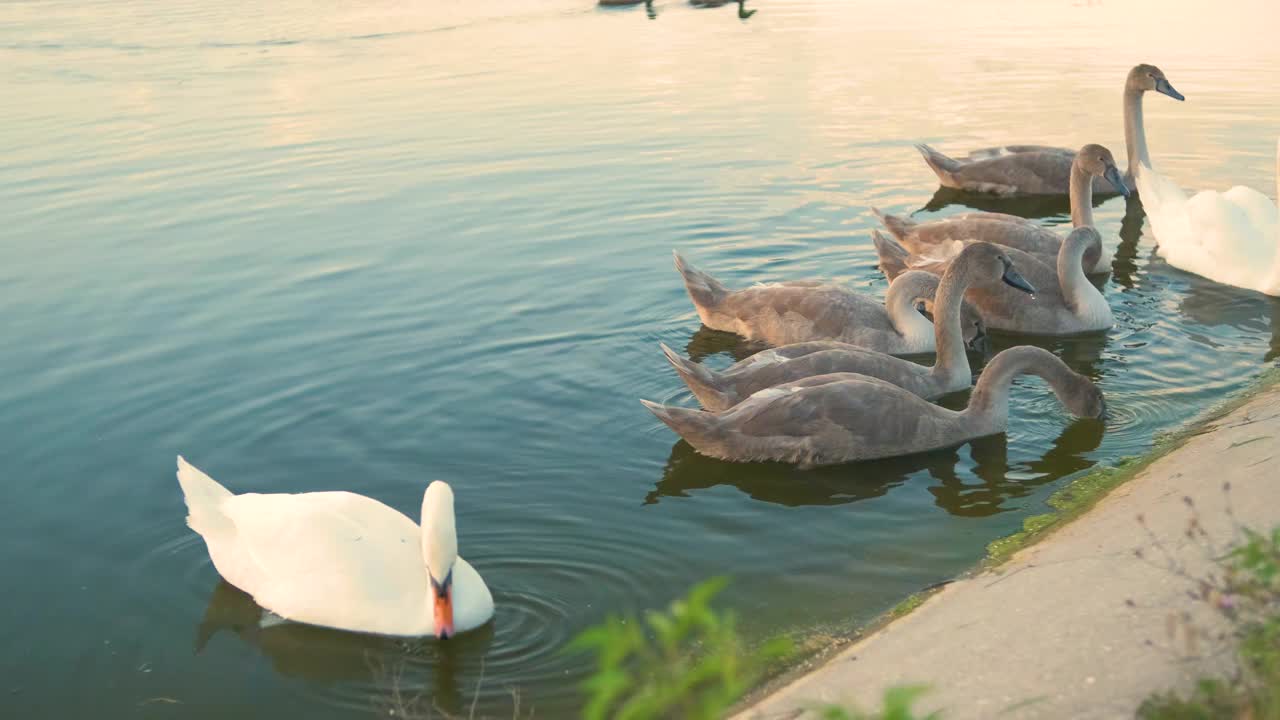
[641,346,1105,467]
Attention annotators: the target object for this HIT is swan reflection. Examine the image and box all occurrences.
[195,580,493,713]
[919,186,1104,222]
[647,412,1103,516]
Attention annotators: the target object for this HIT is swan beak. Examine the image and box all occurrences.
[966,324,989,353]
[1155,77,1185,102]
[1104,165,1131,197]
[431,573,455,639]
[1001,266,1036,295]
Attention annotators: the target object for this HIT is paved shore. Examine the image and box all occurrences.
[737,385,1280,720]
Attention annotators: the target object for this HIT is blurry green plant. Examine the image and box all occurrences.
[568,576,792,720]
[1227,526,1280,599]
[1137,503,1280,720]
[813,684,939,720]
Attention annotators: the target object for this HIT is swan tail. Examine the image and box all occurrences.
[915,143,962,187]
[177,456,235,537]
[640,399,730,458]
[871,206,917,242]
[659,343,736,411]
[673,250,729,320]
[872,230,911,281]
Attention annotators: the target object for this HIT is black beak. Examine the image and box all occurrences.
[1103,164,1131,197]
[1154,77,1184,101]
[967,323,988,353]
[1001,265,1036,295]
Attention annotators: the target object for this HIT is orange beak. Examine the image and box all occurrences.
[432,574,454,639]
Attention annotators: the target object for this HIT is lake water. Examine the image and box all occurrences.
[3,0,1279,716]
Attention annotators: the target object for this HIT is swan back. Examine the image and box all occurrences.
[220,490,432,635]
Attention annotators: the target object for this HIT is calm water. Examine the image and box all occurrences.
[3,0,1279,716]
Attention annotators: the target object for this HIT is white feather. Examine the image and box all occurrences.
[175,457,493,637]
[1137,141,1280,296]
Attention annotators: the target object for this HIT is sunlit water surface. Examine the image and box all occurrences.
[2,0,1279,716]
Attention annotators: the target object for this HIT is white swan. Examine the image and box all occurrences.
[176,456,494,638]
[1137,139,1280,295]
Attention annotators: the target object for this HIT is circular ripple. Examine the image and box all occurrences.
[147,523,683,717]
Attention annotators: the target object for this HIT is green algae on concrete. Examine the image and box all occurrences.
[889,592,928,619]
[985,459,1143,568]
[984,366,1280,570]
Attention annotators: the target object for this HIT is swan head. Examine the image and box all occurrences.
[1062,372,1107,420]
[421,481,459,639]
[952,242,1036,295]
[1128,64,1184,102]
[1076,144,1130,197]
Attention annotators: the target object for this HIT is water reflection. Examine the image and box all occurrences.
[1174,279,1273,329]
[985,330,1109,381]
[596,0,658,17]
[646,440,903,506]
[1168,272,1280,362]
[1110,194,1148,288]
[646,414,1103,515]
[926,419,1104,516]
[195,581,493,713]
[683,325,770,363]
[919,186,1105,222]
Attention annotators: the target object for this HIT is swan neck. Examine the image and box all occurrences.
[1123,88,1149,181]
[963,347,1078,432]
[929,267,970,384]
[1070,160,1095,228]
[1058,233,1096,314]
[421,484,458,585]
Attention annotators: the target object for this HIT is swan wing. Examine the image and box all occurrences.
[726,375,948,462]
[1139,145,1280,295]
[1173,187,1277,290]
[1221,185,1279,236]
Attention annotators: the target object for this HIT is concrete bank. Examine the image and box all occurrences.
[737,384,1280,720]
